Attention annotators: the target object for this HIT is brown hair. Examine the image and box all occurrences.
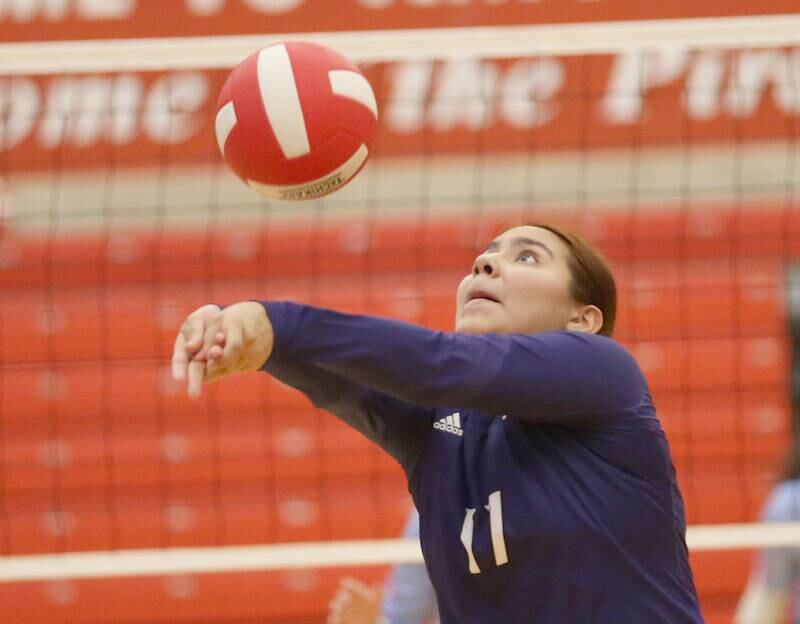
[497,222,618,337]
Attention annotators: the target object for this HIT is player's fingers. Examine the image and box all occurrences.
[206,318,242,383]
[208,344,224,361]
[171,332,189,380]
[172,315,207,380]
[204,330,228,379]
[187,358,206,399]
[222,318,244,364]
[200,328,226,368]
[207,327,227,359]
[181,316,206,350]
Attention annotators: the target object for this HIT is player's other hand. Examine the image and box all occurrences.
[327,577,384,624]
[171,301,274,399]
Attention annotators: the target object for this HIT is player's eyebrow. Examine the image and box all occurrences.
[484,236,555,259]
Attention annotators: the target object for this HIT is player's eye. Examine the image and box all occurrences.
[516,249,538,263]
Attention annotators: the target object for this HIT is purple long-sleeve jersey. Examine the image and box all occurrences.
[260,301,703,624]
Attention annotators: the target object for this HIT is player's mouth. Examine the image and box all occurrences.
[466,289,501,306]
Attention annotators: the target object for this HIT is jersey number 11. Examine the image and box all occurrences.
[460,490,508,574]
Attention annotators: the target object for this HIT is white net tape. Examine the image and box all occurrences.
[0,523,799,582]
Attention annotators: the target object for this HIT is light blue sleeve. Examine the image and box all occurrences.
[756,479,800,592]
[380,510,439,624]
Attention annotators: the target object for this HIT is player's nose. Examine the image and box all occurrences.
[472,253,498,277]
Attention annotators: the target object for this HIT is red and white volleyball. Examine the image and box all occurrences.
[215,41,378,201]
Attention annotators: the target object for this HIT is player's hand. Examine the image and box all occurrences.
[327,577,384,624]
[171,301,274,399]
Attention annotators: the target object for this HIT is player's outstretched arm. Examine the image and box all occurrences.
[259,300,645,423]
[172,302,432,473]
[173,299,644,423]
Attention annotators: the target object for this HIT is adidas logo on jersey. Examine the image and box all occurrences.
[434,412,463,436]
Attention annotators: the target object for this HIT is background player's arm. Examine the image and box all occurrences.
[734,481,799,624]
[328,510,438,624]
[734,585,788,624]
[262,301,645,423]
[378,509,438,624]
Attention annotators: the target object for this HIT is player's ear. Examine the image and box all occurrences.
[567,304,603,335]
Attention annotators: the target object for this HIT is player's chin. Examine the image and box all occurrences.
[454,312,501,335]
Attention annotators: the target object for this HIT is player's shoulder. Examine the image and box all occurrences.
[507,331,648,401]
[523,329,626,348]
[518,330,641,368]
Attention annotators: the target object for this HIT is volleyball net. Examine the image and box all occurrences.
[1,13,800,623]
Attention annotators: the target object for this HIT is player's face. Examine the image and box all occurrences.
[455,226,583,335]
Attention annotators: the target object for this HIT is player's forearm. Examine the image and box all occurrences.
[263,300,485,407]
[262,301,644,420]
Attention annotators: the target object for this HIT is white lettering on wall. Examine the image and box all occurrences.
[144,73,208,144]
[0,73,208,151]
[784,49,800,114]
[39,75,142,147]
[386,61,434,132]
[64,77,113,147]
[725,50,800,117]
[185,0,225,15]
[0,0,69,20]
[387,58,565,132]
[405,0,442,7]
[603,48,800,124]
[0,78,40,148]
[500,58,563,128]
[78,0,135,19]
[109,75,144,143]
[5,50,800,156]
[242,0,305,13]
[684,50,725,120]
[39,77,81,147]
[360,0,548,7]
[603,48,690,123]
[428,60,499,130]
[0,0,134,21]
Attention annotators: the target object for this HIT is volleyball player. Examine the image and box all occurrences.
[735,441,800,623]
[172,224,704,623]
